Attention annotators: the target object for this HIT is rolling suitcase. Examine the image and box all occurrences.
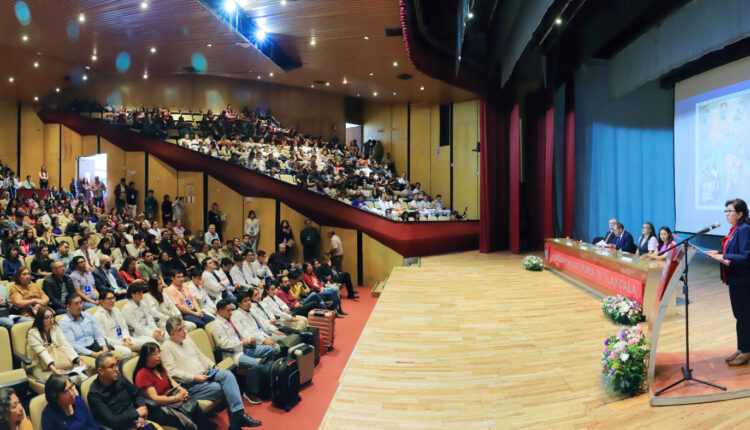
[288,343,315,385]
[308,309,335,351]
[277,333,302,357]
[271,357,301,411]
[300,326,321,365]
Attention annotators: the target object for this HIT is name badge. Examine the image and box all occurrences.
[203,298,207,305]
[84,285,92,293]
[116,327,122,337]
[186,299,192,307]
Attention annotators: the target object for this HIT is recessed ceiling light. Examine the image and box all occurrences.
[257,75,261,79]
[150,46,157,53]
[310,38,316,46]
[33,62,39,68]
[91,54,97,61]
[325,82,330,86]
[357,93,360,96]
[373,91,378,97]
[468,12,474,19]
[224,0,236,13]
[143,73,148,79]
[393,91,397,96]
[82,74,88,81]
[78,13,85,23]
[310,84,315,88]
[393,61,398,67]
[420,86,424,91]
[555,17,562,25]
[280,0,287,5]
[369,72,374,76]
[34,96,38,102]
[55,87,60,92]
[8,77,14,83]
[255,29,266,41]
[363,35,369,40]
[85,66,90,70]
[206,43,213,48]
[141,1,148,9]
[21,35,28,42]
[268,72,274,77]
[342,77,348,84]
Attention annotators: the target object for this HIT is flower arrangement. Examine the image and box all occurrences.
[601,324,650,395]
[601,295,643,325]
[522,255,544,271]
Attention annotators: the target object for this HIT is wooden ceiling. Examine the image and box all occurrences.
[0,0,476,105]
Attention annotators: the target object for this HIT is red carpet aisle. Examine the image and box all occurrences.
[209,286,378,430]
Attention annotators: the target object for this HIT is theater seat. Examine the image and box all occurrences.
[187,328,233,413]
[10,321,45,394]
[29,394,46,430]
[428,216,438,221]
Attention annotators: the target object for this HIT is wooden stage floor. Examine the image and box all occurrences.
[320,251,749,429]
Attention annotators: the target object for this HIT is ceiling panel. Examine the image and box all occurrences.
[0,0,475,104]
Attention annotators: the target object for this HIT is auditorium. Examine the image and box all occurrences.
[1,0,750,428]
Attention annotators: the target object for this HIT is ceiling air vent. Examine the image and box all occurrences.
[313,80,327,85]
[396,73,413,80]
[385,27,403,37]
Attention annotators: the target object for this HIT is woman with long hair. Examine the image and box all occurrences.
[134,342,210,430]
[9,267,49,317]
[118,256,143,285]
[244,210,259,253]
[636,222,658,257]
[27,306,85,384]
[644,226,676,261]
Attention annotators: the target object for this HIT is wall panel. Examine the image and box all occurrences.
[409,104,431,194]
[429,105,450,202]
[124,152,146,214]
[148,155,178,222]
[279,203,311,264]
[176,172,203,238]
[453,100,480,219]
[20,104,44,182]
[0,100,17,170]
[362,233,403,287]
[43,124,59,189]
[242,197,276,255]
[60,125,82,192]
[207,175,244,244]
[100,138,125,210]
[320,225,358,283]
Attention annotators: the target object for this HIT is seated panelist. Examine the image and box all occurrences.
[612,222,636,253]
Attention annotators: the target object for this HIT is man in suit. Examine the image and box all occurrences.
[92,255,128,299]
[612,222,637,253]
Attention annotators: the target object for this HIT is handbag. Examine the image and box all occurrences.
[42,342,74,371]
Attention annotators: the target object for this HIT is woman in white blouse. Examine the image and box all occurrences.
[26,306,88,384]
[121,281,167,342]
[636,222,659,257]
[261,282,307,331]
[244,210,260,253]
[142,278,196,332]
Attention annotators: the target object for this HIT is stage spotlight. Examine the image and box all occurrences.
[255,29,266,41]
[141,1,148,9]
[224,0,236,13]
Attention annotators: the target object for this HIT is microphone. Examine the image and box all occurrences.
[696,222,721,235]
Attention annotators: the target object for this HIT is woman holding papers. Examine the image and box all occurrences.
[707,198,750,366]
[26,306,88,384]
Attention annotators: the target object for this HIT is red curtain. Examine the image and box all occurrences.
[508,104,520,253]
[38,110,478,258]
[479,99,508,253]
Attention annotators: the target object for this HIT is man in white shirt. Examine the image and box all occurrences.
[204,224,220,245]
[211,299,274,403]
[160,316,262,428]
[73,237,98,271]
[201,257,233,302]
[22,175,36,189]
[328,230,344,272]
[234,291,280,356]
[252,251,273,281]
[121,282,166,342]
[70,256,99,308]
[93,290,149,357]
[231,253,255,291]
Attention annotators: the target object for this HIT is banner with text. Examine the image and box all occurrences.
[546,246,645,302]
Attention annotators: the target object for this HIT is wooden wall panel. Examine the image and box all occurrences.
[409,104,431,194]
[362,232,402,287]
[453,100,480,219]
[43,124,59,189]
[429,104,450,203]
[391,104,408,176]
[81,135,98,157]
[320,225,358,282]
[147,155,178,222]
[280,203,312,264]
[60,125,82,192]
[20,103,43,182]
[242,197,277,255]
[207,175,244,244]
[0,100,18,170]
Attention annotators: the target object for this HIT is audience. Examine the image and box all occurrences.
[165,271,214,329]
[9,267,50,317]
[87,352,150,430]
[0,387,32,430]
[122,282,168,342]
[26,306,88,384]
[59,294,119,362]
[42,261,77,314]
[93,290,150,357]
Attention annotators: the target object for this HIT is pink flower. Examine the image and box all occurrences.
[628,338,636,345]
[609,353,616,360]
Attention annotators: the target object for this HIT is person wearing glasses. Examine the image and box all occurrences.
[707,198,750,366]
[635,222,658,256]
[87,352,151,429]
[41,374,98,430]
[27,306,89,385]
[642,226,676,261]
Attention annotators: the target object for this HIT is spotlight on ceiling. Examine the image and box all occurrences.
[56,87,60,92]
[82,74,88,81]
[224,0,236,13]
[468,12,474,19]
[34,96,38,102]
[369,72,374,76]
[281,0,287,5]
[310,38,316,46]
[555,17,562,25]
[8,77,14,83]
[150,46,157,53]
[33,61,38,68]
[363,35,369,40]
[268,72,274,77]
[22,34,28,42]
[78,13,85,23]
[420,86,424,91]
[254,29,266,42]
[373,91,378,97]
[206,43,213,48]
[141,1,148,9]
[393,61,398,67]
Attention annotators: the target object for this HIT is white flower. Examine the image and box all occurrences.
[620,352,630,362]
[614,341,627,352]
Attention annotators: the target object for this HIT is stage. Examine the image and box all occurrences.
[320,251,750,428]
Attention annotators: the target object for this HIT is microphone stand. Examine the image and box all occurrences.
[654,227,726,396]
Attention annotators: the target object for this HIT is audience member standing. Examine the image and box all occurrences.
[328,229,344,272]
[126,181,138,218]
[300,219,320,263]
[244,210,260,253]
[39,165,49,189]
[161,195,173,227]
[207,202,223,242]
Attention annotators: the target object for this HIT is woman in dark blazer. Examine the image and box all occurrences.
[708,198,750,366]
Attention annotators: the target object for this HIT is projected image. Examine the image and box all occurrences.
[695,90,750,209]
